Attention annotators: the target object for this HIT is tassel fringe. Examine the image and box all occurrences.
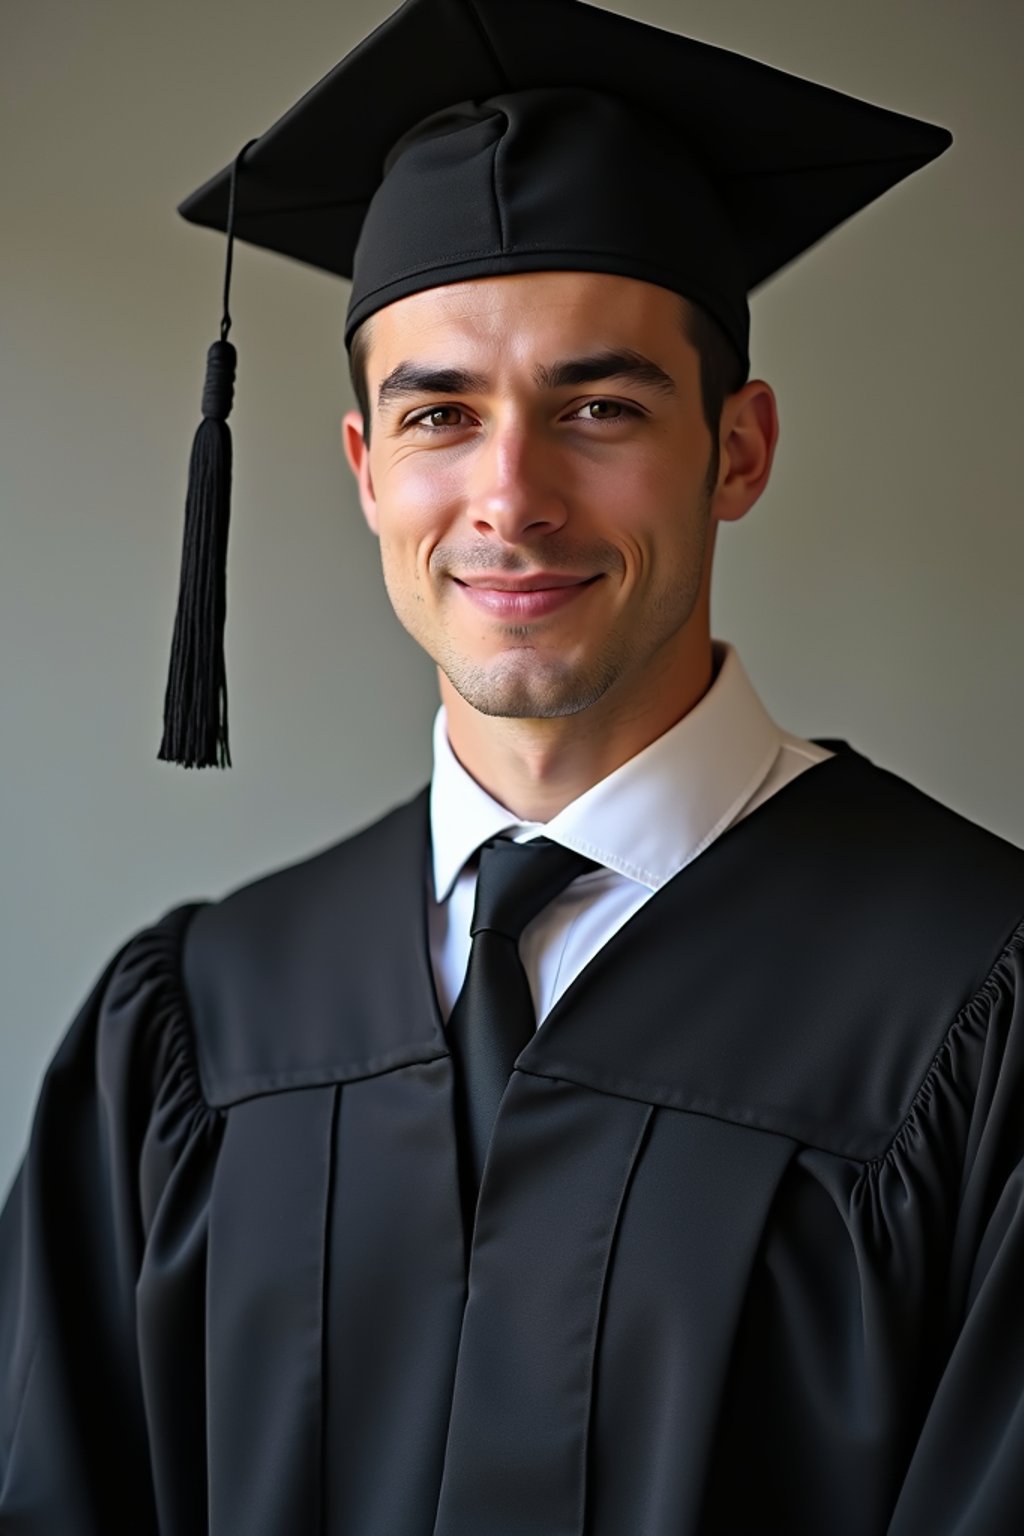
[157,339,236,768]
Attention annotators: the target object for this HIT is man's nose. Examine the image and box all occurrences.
[465,422,569,543]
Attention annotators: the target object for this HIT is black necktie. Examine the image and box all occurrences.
[447,836,596,1228]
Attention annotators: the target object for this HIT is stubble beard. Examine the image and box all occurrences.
[429,495,713,721]
[435,627,628,720]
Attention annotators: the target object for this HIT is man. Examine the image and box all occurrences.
[2,1,1023,1533]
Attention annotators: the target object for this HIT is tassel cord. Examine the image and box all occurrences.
[158,138,257,768]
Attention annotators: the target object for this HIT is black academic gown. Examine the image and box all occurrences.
[2,742,1024,1536]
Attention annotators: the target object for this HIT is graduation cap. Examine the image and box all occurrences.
[160,0,951,769]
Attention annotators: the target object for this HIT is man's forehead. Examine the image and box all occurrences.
[366,270,687,373]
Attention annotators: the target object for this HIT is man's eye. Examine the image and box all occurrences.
[572,400,637,422]
[408,406,471,431]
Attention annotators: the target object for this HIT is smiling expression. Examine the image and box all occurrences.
[345,270,750,725]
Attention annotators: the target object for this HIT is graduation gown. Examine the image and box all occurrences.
[2,741,1024,1535]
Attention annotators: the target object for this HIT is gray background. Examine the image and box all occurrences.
[2,0,1021,1199]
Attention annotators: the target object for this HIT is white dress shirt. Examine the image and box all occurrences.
[427,639,834,1027]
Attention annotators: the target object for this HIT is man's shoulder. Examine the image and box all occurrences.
[683,742,1024,1155]
[738,740,1024,995]
[178,784,439,1107]
[807,742,1024,903]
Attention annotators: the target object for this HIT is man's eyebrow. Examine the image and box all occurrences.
[375,348,677,412]
[535,349,677,397]
[377,363,491,412]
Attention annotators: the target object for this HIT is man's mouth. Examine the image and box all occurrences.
[452,572,601,618]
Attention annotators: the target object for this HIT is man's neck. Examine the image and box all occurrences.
[438,637,716,823]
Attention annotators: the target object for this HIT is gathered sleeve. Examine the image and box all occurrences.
[0,903,217,1534]
[886,923,1024,1534]
[700,921,1024,1536]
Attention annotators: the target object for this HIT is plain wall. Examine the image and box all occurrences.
[2,0,1022,1199]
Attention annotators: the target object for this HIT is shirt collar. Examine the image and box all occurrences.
[429,639,782,902]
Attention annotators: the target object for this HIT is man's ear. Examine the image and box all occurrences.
[710,379,779,525]
[342,410,379,535]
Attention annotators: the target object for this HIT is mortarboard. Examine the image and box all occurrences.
[160,0,951,769]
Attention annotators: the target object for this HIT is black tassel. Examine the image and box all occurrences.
[157,340,236,767]
[158,139,255,769]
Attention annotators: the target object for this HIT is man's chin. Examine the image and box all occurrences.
[439,654,616,720]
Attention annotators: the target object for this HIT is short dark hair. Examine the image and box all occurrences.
[678,297,749,444]
[347,291,748,449]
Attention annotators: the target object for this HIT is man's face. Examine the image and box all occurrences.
[345,270,737,723]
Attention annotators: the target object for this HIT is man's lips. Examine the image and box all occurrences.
[455,573,597,591]
[452,572,601,619]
